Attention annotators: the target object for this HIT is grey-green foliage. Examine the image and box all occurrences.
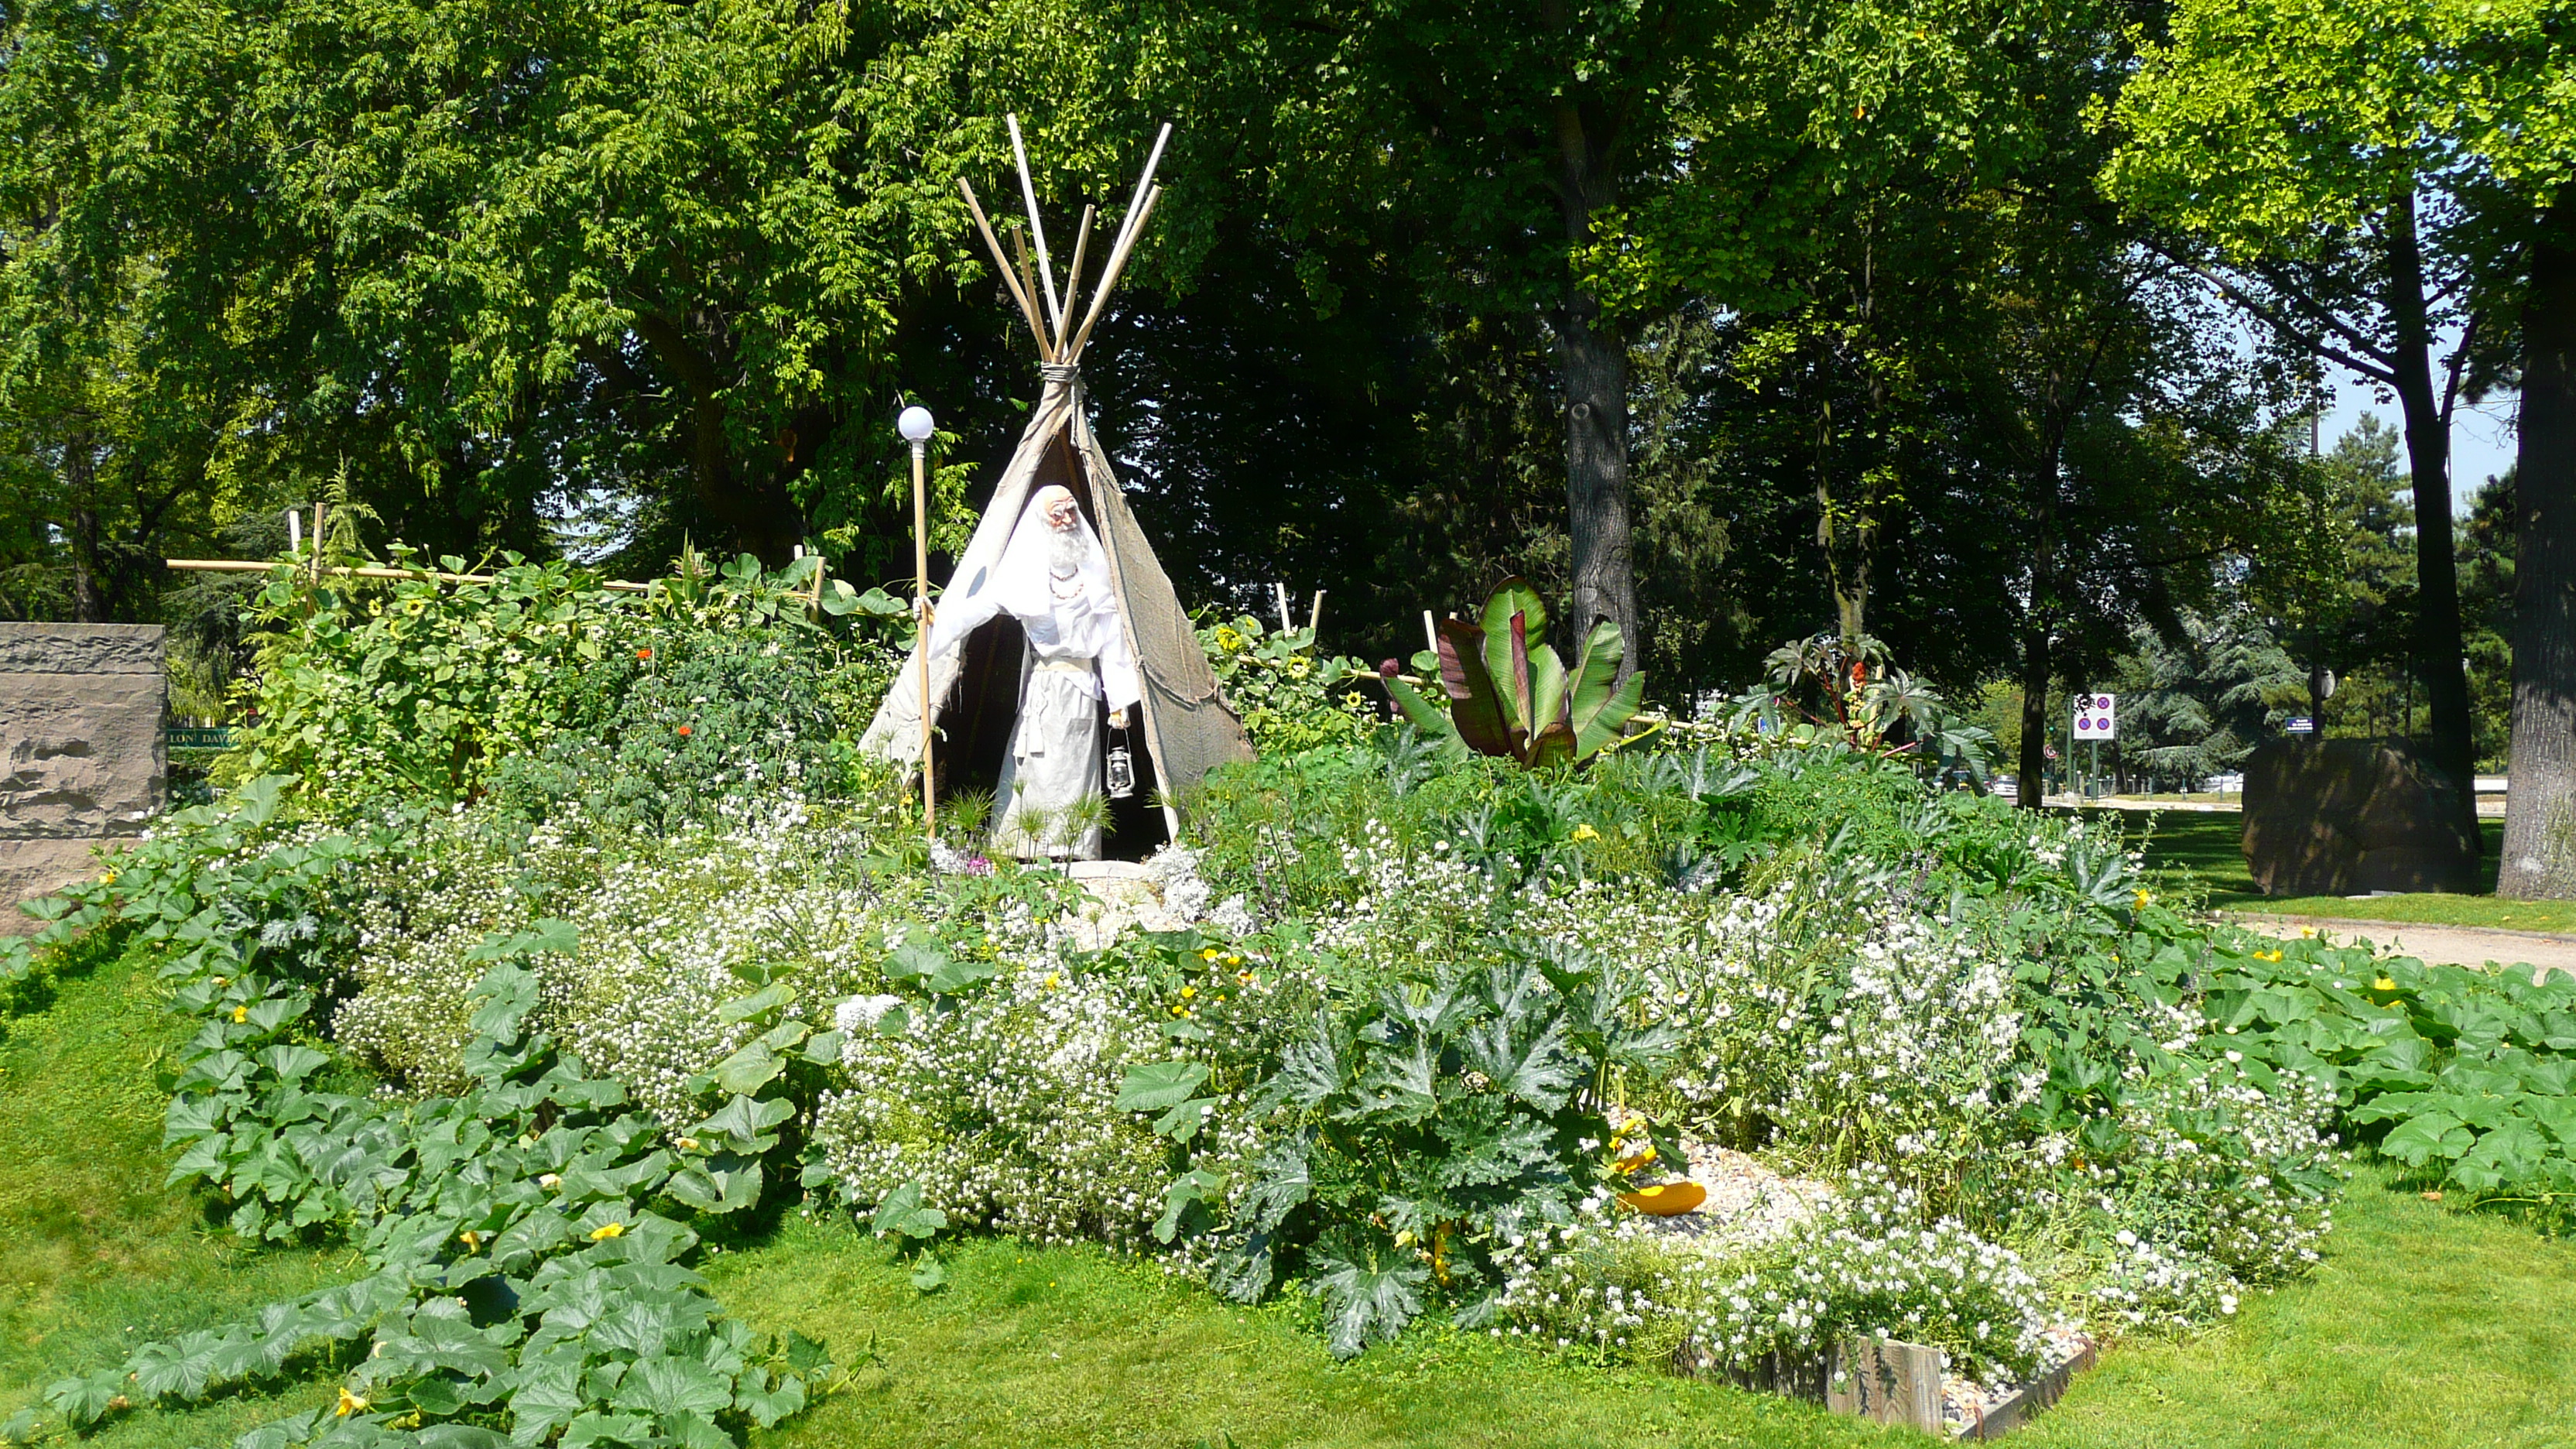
[1199,942,1677,1358]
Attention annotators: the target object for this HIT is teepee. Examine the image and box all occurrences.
[861,118,1252,852]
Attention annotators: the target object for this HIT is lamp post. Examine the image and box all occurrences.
[899,404,937,840]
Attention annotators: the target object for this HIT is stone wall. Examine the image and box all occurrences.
[2241,738,2480,897]
[0,624,166,930]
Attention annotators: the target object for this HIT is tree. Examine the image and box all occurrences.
[2242,419,2418,727]
[0,0,1146,587]
[2107,0,2576,886]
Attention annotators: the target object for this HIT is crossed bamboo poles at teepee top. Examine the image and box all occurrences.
[957,114,1170,367]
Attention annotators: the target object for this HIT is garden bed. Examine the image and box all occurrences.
[5,566,2571,1449]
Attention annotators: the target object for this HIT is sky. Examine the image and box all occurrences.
[2318,367,2519,512]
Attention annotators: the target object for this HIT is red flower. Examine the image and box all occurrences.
[677,724,692,737]
[636,647,653,660]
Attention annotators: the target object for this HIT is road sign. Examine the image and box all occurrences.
[2071,694,2116,741]
[2286,716,2315,735]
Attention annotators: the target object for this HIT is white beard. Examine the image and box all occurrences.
[1047,524,1085,581]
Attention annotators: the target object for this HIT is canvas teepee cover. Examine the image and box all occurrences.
[860,122,1251,841]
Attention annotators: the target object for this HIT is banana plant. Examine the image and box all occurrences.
[1383,577,1645,767]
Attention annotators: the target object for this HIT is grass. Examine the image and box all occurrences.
[0,940,344,1448]
[2018,1166,2576,1449]
[9,944,2576,1449]
[714,1228,1879,1449]
[2123,810,2576,935]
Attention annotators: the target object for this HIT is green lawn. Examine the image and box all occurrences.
[9,945,2576,1449]
[2122,810,2576,936]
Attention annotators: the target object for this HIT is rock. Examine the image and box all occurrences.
[0,622,166,676]
[0,625,166,928]
[0,672,166,836]
[0,838,126,937]
[2242,738,2478,896]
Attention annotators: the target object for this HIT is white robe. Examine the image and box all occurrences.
[933,492,1140,861]
[992,592,1140,858]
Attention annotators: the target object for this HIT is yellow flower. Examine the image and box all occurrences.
[2298,926,2318,939]
[102,870,117,886]
[2256,949,2283,963]
[1214,625,1244,650]
[587,1221,626,1242]
[1043,972,1061,989]
[1571,824,1601,842]
[2373,975,2397,992]
[676,1137,698,1152]
[1180,985,1196,999]
[1199,947,1220,961]
[335,1389,369,1417]
[232,1005,248,1023]
[457,1230,480,1251]
[2133,889,2155,907]
[1225,954,1242,965]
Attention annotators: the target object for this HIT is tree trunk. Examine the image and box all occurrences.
[2384,193,2480,850]
[65,429,103,623]
[629,310,804,565]
[2017,618,2051,811]
[2502,191,2576,898]
[1550,100,1642,679]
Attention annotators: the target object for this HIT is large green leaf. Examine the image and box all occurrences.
[1434,619,1519,760]
[1117,1060,1211,1112]
[1309,1250,1429,1359]
[708,1040,783,1096]
[1525,637,1569,745]
[1478,576,1548,710]
[868,1183,947,1240]
[2381,1111,2473,1165]
[1380,678,1468,762]
[1567,619,1643,758]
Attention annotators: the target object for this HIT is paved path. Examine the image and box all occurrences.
[2229,911,2576,979]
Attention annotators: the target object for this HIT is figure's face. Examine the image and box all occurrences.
[1045,496,1081,532]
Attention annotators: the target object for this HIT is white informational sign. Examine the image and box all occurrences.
[2286,717,2315,735]
[2071,693,2117,741]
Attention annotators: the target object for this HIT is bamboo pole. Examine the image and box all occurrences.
[1064,183,1162,362]
[1011,228,1043,358]
[166,559,653,594]
[911,438,936,841]
[1105,123,1173,270]
[957,178,1051,358]
[1005,114,1064,341]
[1061,125,1170,361]
[1309,589,1324,635]
[1053,204,1095,356]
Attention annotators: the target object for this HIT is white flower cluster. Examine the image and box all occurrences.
[1492,1184,2052,1391]
[2086,1062,2345,1332]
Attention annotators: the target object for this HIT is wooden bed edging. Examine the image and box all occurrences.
[1672,1332,2096,1439]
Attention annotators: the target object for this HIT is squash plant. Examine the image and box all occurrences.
[1385,578,1645,768]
